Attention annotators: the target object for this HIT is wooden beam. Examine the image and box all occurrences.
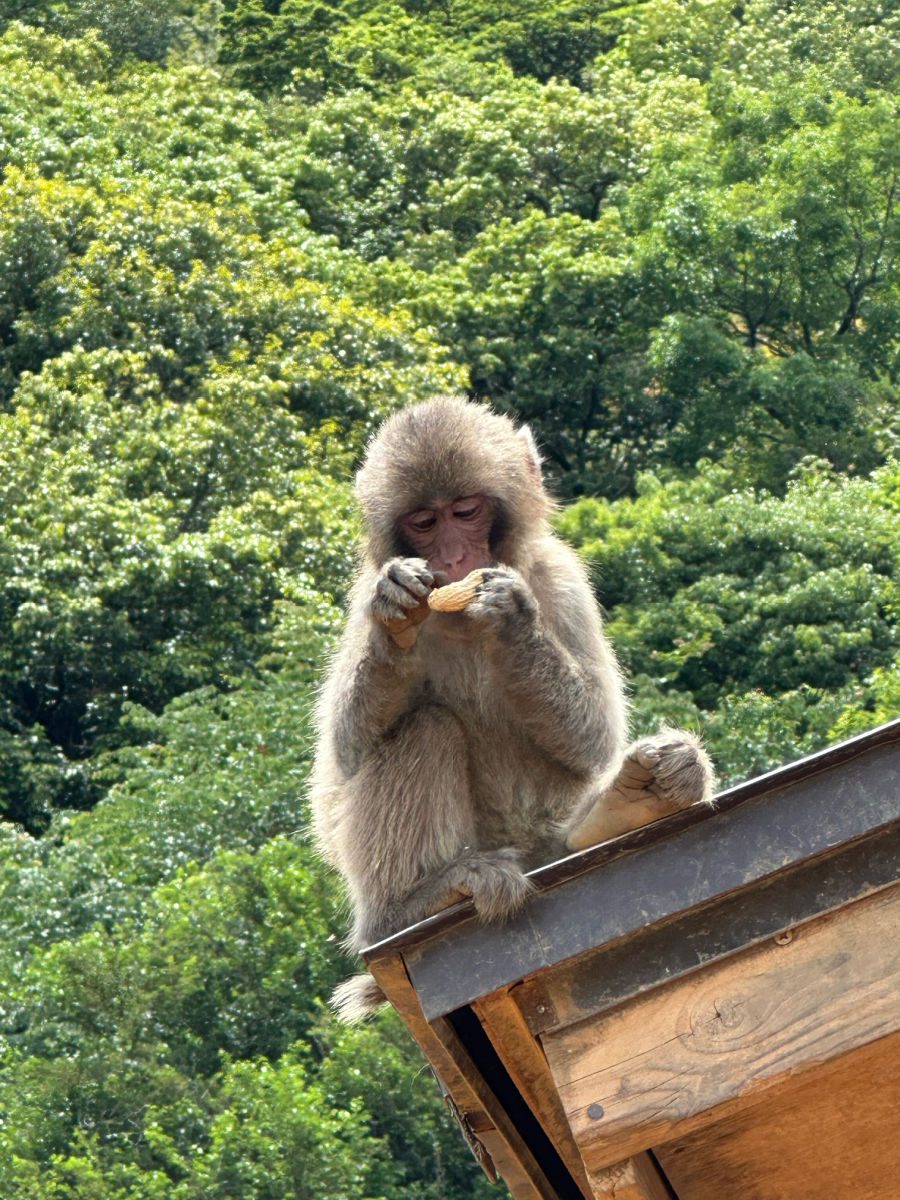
[517,822,900,1037]
[366,951,482,1117]
[368,949,572,1200]
[363,719,900,962]
[656,1030,900,1200]
[440,1004,590,1200]
[431,1009,574,1200]
[542,883,900,1173]
[589,1153,674,1199]
[473,988,594,1198]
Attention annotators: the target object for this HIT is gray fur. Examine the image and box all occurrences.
[310,397,713,1019]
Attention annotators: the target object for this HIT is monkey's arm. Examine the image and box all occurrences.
[321,564,433,777]
[500,626,624,775]
[472,563,627,776]
[323,620,426,777]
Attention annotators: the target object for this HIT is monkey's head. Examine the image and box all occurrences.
[356,396,552,578]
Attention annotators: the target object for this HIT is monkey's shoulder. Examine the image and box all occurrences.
[526,537,593,595]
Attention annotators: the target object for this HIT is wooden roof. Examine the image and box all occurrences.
[364,719,900,1199]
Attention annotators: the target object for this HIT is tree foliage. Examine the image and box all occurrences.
[0,2,896,1197]
[559,460,900,780]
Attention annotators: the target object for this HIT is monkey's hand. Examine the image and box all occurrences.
[371,557,435,628]
[466,567,539,634]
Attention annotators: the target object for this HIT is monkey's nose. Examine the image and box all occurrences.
[437,540,466,569]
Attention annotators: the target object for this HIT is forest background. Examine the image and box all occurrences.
[0,0,897,1196]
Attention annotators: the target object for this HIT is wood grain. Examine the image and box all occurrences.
[588,1153,674,1199]
[399,736,900,1020]
[366,953,505,1186]
[519,822,900,1037]
[656,1029,900,1199]
[473,988,593,1198]
[430,1011,566,1200]
[370,952,585,1199]
[367,951,480,1111]
[363,720,900,964]
[543,884,900,1173]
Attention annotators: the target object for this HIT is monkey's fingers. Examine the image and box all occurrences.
[386,557,434,597]
[388,625,418,648]
[384,597,431,647]
[376,581,429,620]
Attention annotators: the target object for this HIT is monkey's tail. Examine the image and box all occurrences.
[330,972,388,1023]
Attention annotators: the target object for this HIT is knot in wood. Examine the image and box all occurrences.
[686,994,750,1049]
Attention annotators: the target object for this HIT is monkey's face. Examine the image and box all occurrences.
[398,494,495,583]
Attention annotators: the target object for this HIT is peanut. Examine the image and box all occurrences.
[427,569,486,613]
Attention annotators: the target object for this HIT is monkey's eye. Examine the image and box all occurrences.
[409,516,437,532]
[452,494,486,521]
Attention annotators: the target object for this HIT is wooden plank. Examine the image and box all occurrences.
[475,1129,542,1200]
[367,953,536,1192]
[399,735,900,1019]
[366,951,486,1118]
[442,1005,590,1200]
[430,1010,571,1200]
[517,822,900,1036]
[369,953,590,1199]
[473,988,594,1198]
[542,884,900,1173]
[365,952,508,1184]
[589,1153,674,1199]
[656,1030,900,1200]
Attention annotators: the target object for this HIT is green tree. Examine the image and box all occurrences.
[558,460,900,781]
[0,6,897,1199]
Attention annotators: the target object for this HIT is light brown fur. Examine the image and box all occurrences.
[310,397,714,1020]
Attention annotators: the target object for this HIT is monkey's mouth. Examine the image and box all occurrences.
[438,559,496,585]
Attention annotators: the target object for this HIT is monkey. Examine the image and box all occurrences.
[309,396,714,1021]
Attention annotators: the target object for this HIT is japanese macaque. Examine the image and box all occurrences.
[310,396,714,1021]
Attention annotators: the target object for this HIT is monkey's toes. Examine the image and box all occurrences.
[565,730,715,850]
[613,746,659,792]
[429,882,474,912]
[632,730,716,810]
[466,850,534,923]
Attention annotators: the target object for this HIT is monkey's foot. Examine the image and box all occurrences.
[465,848,535,923]
[565,730,715,851]
[408,848,534,925]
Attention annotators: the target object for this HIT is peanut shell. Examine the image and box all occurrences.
[427,569,486,613]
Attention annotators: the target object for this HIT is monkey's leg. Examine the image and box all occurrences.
[342,705,532,951]
[563,729,715,851]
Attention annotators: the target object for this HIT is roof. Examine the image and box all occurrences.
[365,717,900,1021]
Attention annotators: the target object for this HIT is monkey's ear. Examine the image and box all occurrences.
[517,424,544,486]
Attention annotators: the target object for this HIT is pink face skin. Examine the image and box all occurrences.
[399,494,495,583]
